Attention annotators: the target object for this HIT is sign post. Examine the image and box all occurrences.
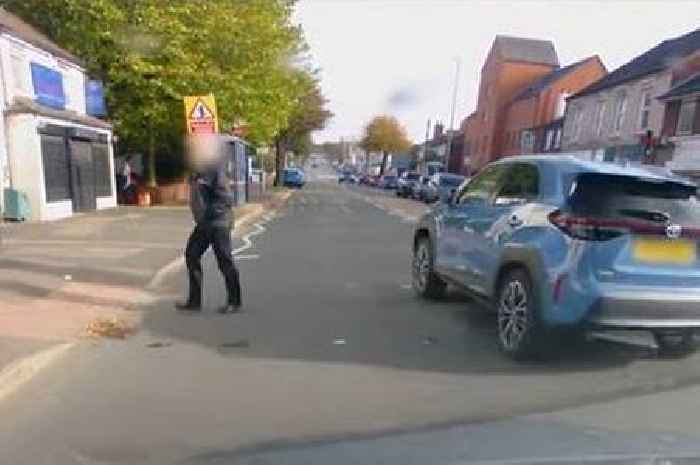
[183,95,219,134]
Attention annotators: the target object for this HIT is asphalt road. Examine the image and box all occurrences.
[4,172,700,464]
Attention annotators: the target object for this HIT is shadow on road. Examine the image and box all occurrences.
[141,282,652,376]
[141,181,660,377]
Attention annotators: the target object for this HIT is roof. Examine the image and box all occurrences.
[492,35,559,66]
[0,8,82,66]
[572,27,700,99]
[6,96,112,130]
[658,73,700,100]
[496,154,695,186]
[512,56,602,101]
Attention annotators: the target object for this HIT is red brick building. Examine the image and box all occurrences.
[502,56,607,156]
[455,36,607,174]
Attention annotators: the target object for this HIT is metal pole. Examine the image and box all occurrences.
[423,118,431,175]
[446,58,461,173]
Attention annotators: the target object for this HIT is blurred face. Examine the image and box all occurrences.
[185,134,222,170]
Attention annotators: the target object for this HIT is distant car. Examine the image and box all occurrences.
[283,168,305,188]
[411,175,432,201]
[368,175,381,187]
[397,171,421,198]
[358,174,371,185]
[338,171,356,183]
[413,155,700,360]
[423,173,466,203]
[379,175,398,189]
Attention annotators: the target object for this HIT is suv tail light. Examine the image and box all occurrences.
[548,210,666,241]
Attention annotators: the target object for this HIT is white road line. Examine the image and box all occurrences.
[235,254,260,261]
[232,221,267,255]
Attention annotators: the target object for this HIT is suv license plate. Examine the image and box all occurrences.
[633,238,696,265]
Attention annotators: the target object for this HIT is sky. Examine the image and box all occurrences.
[294,0,700,143]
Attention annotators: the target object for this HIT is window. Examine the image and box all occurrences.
[639,89,652,130]
[520,130,534,152]
[595,101,607,137]
[613,92,627,133]
[554,128,562,149]
[569,173,700,226]
[41,135,71,202]
[11,54,27,93]
[677,99,697,136]
[555,91,570,118]
[457,165,506,205]
[495,163,539,205]
[545,130,554,151]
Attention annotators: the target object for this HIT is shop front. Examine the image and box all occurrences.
[5,97,115,221]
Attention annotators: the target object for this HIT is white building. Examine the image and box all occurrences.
[0,8,115,221]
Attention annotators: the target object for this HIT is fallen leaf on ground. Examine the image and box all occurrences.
[85,317,135,339]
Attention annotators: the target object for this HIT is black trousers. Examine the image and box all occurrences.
[185,223,241,306]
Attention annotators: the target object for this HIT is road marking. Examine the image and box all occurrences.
[0,343,74,404]
[146,205,270,290]
[235,254,260,260]
[400,284,413,290]
[233,221,267,255]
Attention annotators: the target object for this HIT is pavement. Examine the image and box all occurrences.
[0,194,283,398]
[3,172,700,464]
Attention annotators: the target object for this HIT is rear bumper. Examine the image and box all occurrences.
[587,294,700,328]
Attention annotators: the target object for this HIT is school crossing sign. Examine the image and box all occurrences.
[183,95,219,134]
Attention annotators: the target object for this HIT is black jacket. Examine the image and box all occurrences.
[189,164,234,227]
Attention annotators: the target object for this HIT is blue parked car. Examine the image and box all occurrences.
[422,173,466,203]
[283,168,305,188]
[379,174,398,190]
[413,155,700,359]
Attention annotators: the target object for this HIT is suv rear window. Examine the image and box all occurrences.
[569,173,700,225]
[405,173,420,180]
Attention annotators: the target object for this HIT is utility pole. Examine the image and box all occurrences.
[445,58,461,173]
[422,118,431,175]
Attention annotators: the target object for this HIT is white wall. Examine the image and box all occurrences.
[0,33,116,221]
[561,71,672,151]
[6,113,44,220]
[0,33,87,113]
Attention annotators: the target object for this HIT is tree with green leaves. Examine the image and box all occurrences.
[4,0,314,186]
[360,115,412,175]
[273,72,332,185]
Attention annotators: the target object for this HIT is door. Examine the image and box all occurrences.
[69,140,97,212]
[435,165,506,286]
[464,162,541,294]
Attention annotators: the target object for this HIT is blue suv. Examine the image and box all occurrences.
[413,155,700,359]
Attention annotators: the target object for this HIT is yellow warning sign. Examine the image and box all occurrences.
[183,95,219,134]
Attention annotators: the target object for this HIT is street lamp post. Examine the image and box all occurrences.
[445,58,461,174]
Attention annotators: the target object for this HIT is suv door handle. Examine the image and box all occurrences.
[507,215,523,227]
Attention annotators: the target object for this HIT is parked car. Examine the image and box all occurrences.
[412,175,433,201]
[396,171,421,198]
[422,173,466,203]
[368,175,381,187]
[282,168,305,188]
[358,174,371,185]
[412,155,700,360]
[338,171,356,183]
[379,174,398,190]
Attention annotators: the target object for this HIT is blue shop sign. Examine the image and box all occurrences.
[86,80,106,117]
[30,62,65,110]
